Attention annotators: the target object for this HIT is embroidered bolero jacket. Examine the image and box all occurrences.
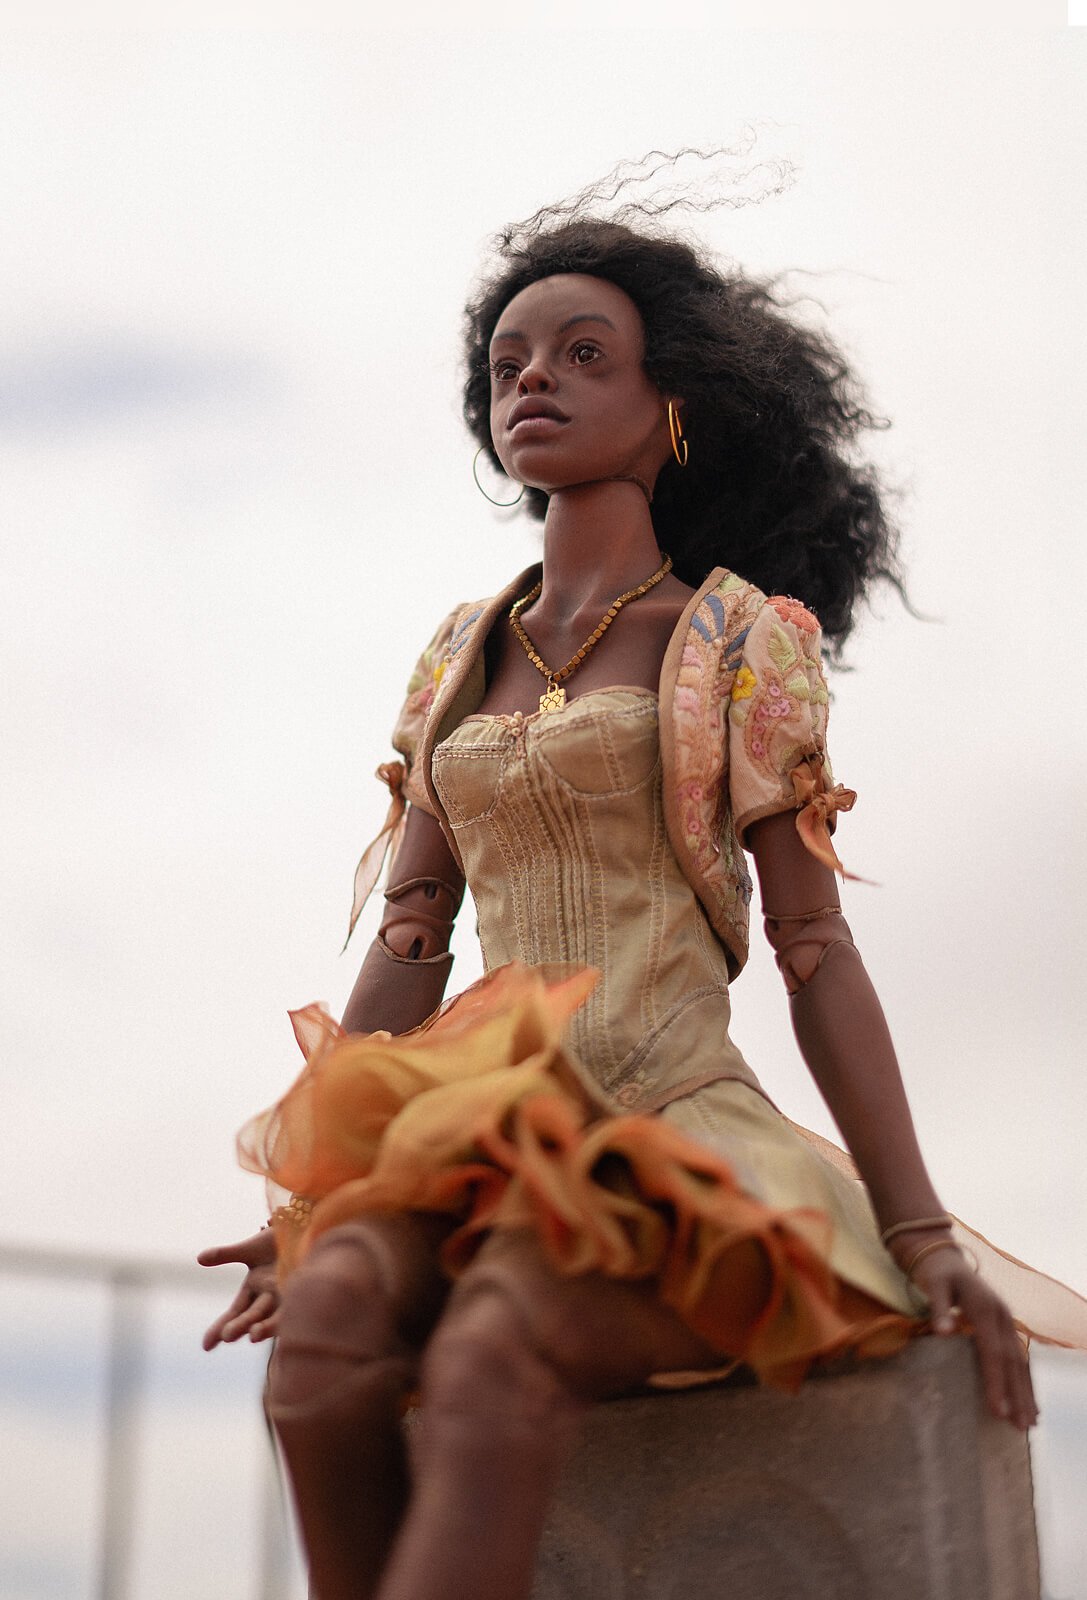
[351,566,854,980]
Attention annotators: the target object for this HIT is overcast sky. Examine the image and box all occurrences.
[1,23,1085,1593]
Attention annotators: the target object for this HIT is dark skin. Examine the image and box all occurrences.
[201,274,1034,1600]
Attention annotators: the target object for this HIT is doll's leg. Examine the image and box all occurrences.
[266,1212,452,1600]
[375,1229,770,1600]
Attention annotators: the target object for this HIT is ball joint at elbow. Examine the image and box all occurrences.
[379,875,462,964]
[762,907,858,995]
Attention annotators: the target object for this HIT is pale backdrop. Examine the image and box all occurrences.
[1,24,1084,1598]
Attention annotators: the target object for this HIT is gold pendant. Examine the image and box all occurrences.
[539,684,566,713]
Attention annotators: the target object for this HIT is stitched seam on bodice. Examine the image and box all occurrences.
[531,702,661,797]
[432,743,511,826]
[693,890,722,970]
[644,768,667,1044]
[598,982,733,1095]
[529,747,613,1069]
[433,695,743,1086]
[597,704,624,794]
[576,795,614,1069]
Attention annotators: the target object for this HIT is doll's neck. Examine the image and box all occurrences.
[536,481,664,625]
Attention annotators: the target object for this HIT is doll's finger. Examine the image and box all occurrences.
[1003,1330,1038,1430]
[238,1291,278,1333]
[999,1341,1036,1431]
[973,1324,1010,1420]
[198,1235,266,1269]
[1005,1359,1037,1431]
[198,1242,247,1268]
[202,1286,256,1350]
[203,1311,235,1351]
[1020,1360,1040,1429]
[220,1300,270,1344]
[952,1277,1033,1428]
[249,1303,282,1343]
[203,1307,244,1350]
[969,1300,1031,1428]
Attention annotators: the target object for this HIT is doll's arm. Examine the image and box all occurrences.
[747,810,941,1229]
[340,804,466,1035]
[746,809,1036,1430]
[202,807,465,1347]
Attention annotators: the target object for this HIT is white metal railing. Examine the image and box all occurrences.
[5,1240,1084,1599]
[0,1240,299,1600]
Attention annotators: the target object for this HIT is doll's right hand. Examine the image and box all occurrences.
[906,1242,1038,1431]
[199,1228,280,1349]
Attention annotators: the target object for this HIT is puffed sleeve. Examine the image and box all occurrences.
[390,607,462,813]
[344,607,462,946]
[727,596,860,878]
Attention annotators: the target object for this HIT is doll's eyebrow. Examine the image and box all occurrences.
[491,313,618,346]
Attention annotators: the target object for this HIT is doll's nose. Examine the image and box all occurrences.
[517,361,555,394]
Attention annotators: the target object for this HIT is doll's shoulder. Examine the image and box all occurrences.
[390,603,476,764]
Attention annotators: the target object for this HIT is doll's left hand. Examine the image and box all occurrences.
[907,1243,1037,1431]
[198,1229,281,1350]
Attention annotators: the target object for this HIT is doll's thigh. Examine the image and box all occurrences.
[271,1213,452,1408]
[423,1229,728,1411]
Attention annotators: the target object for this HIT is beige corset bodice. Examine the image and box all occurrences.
[430,690,764,1113]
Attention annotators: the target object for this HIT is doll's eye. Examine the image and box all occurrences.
[490,359,519,382]
[571,342,601,365]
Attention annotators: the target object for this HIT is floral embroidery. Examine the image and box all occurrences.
[768,595,820,634]
[731,666,756,701]
[727,599,835,859]
[668,574,765,969]
[767,623,799,675]
[406,656,449,718]
[391,606,463,811]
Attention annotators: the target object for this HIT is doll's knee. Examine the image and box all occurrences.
[421,1278,587,1429]
[281,1223,397,1334]
[270,1217,446,1412]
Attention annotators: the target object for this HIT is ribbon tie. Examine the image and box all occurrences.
[343,761,408,949]
[788,758,871,883]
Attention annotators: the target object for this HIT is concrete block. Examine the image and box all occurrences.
[532,1336,1039,1600]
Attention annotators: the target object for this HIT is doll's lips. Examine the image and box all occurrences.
[509,415,568,442]
[507,398,569,432]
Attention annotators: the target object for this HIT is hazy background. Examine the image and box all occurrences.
[1,23,1084,1599]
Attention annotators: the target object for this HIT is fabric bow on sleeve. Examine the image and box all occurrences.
[788,758,870,884]
[343,761,409,949]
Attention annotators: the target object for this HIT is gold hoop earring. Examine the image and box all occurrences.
[473,446,524,506]
[667,400,688,468]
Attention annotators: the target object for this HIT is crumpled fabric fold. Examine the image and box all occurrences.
[238,962,916,1391]
[343,760,409,948]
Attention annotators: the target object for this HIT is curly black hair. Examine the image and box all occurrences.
[463,185,904,657]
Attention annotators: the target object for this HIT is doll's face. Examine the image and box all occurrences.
[488,274,675,496]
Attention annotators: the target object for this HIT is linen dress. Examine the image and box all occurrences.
[240,569,1087,1387]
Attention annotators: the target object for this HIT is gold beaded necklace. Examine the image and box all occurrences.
[508,553,673,713]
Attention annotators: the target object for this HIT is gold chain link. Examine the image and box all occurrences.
[509,554,672,711]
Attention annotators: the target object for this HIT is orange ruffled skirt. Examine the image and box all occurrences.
[239,964,918,1392]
